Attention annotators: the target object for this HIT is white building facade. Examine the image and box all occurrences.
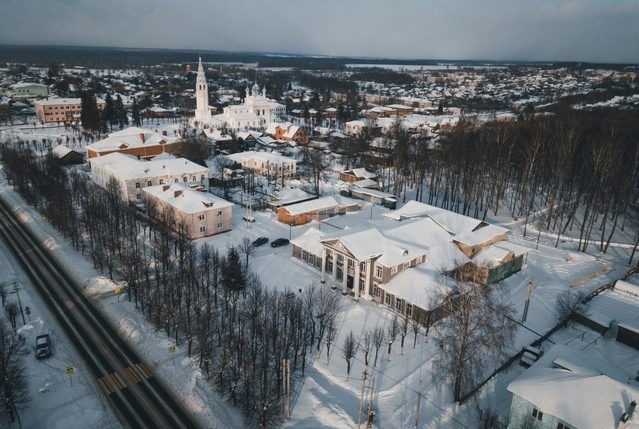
[194,55,211,123]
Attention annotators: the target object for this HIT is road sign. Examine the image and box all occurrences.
[114,288,121,294]
[66,365,76,375]
[168,345,176,354]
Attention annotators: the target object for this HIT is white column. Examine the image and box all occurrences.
[331,252,337,290]
[320,247,327,284]
[354,261,361,301]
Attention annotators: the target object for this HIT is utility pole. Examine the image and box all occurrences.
[287,359,291,419]
[366,377,375,428]
[522,278,534,323]
[357,367,368,428]
[13,282,25,326]
[414,379,423,429]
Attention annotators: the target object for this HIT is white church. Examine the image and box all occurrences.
[193,56,286,131]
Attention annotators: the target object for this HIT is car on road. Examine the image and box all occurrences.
[35,334,51,359]
[252,237,269,247]
[270,238,290,248]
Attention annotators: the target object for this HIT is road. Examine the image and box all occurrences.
[0,195,201,429]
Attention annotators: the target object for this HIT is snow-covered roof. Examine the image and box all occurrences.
[507,344,639,429]
[385,200,508,246]
[143,184,232,214]
[90,152,207,180]
[85,126,177,154]
[225,150,295,165]
[282,196,357,216]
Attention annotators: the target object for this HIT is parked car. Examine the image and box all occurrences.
[519,346,543,368]
[270,238,290,248]
[35,334,52,359]
[252,237,269,247]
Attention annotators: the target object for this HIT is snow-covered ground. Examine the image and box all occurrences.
[1,123,638,428]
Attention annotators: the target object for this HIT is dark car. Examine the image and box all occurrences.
[270,238,290,248]
[35,334,51,359]
[252,237,269,247]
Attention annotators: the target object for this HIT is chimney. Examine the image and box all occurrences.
[162,130,167,136]
[162,185,170,192]
[174,190,182,198]
[139,133,145,143]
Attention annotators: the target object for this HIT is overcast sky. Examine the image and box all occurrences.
[1,0,638,64]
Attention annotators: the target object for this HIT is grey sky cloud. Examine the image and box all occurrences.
[0,0,637,63]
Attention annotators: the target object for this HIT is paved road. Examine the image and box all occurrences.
[0,195,201,429]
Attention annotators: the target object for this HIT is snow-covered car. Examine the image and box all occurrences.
[519,346,542,368]
[35,334,52,359]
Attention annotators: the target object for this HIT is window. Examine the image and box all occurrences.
[309,255,315,265]
[175,178,179,183]
[337,254,344,263]
[395,298,402,312]
[391,266,398,275]
[385,294,392,306]
[406,304,413,317]
[532,408,543,422]
[556,423,568,429]
[359,280,365,292]
[217,222,223,228]
[348,259,354,268]
[316,258,321,269]
[199,226,206,233]
[360,262,366,272]
[198,214,205,221]
[302,251,308,262]
[192,176,196,181]
[373,285,381,298]
[327,260,333,273]
[147,181,152,186]
[136,193,141,200]
[376,266,383,278]
[337,269,343,281]
[135,182,140,189]
[217,210,222,217]
[403,262,409,269]
[159,179,164,184]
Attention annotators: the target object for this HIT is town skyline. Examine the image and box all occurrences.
[1,0,638,64]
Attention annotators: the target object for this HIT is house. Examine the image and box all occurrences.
[85,126,180,160]
[265,123,309,145]
[10,82,50,99]
[144,184,233,239]
[277,195,361,226]
[51,145,85,165]
[566,278,639,347]
[291,201,523,321]
[225,150,296,181]
[507,344,639,429]
[35,97,105,124]
[90,152,208,203]
[339,168,376,183]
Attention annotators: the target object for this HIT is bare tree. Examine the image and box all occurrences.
[372,326,385,367]
[360,329,372,367]
[0,320,31,425]
[410,313,423,348]
[386,316,399,361]
[325,323,337,365]
[238,236,255,268]
[342,330,359,380]
[431,281,517,403]
[555,288,589,326]
[399,314,409,355]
